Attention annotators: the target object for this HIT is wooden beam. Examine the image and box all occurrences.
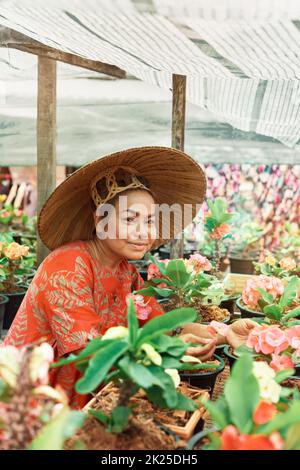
[170,74,186,259]
[37,56,57,265]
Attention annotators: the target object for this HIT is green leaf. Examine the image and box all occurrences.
[52,338,115,368]
[165,259,191,288]
[160,356,182,369]
[147,366,178,408]
[136,307,197,346]
[127,297,139,349]
[280,277,300,308]
[275,369,295,383]
[201,396,229,429]
[118,357,161,389]
[284,423,300,450]
[224,355,260,434]
[173,392,197,412]
[151,335,187,357]
[28,408,86,450]
[88,409,108,425]
[137,286,172,298]
[282,306,300,324]
[263,304,282,321]
[75,341,128,394]
[257,288,273,304]
[109,407,131,433]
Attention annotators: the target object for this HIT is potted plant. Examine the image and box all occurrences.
[188,354,300,450]
[158,242,194,260]
[137,255,230,323]
[237,275,299,318]
[254,253,300,279]
[229,221,264,274]
[0,343,85,450]
[53,299,216,449]
[203,198,234,277]
[0,240,30,329]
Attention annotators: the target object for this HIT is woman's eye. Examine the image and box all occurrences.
[148,219,155,225]
[126,217,135,223]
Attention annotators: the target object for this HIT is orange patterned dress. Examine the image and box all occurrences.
[3,240,164,408]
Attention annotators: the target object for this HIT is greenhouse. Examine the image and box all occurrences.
[0,0,300,454]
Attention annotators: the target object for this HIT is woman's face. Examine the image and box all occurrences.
[95,190,157,260]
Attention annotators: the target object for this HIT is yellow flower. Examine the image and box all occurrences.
[3,242,29,260]
[165,369,180,388]
[279,257,296,271]
[265,255,276,266]
[0,194,7,203]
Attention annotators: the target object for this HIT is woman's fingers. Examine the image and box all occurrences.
[186,338,216,359]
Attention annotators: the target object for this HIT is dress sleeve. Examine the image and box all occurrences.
[131,266,165,324]
[40,250,102,357]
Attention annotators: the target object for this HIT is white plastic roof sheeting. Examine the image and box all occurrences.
[1,0,300,153]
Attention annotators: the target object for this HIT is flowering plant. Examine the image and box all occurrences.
[254,253,299,279]
[204,198,235,274]
[54,299,216,433]
[0,343,85,450]
[198,354,300,450]
[0,239,31,292]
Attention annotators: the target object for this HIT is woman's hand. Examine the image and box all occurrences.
[226,319,258,349]
[179,333,217,362]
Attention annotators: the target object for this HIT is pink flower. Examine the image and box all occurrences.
[247,326,289,355]
[242,276,284,309]
[279,257,296,271]
[270,354,294,372]
[260,276,284,299]
[286,326,300,355]
[126,293,152,321]
[242,279,262,309]
[208,321,229,337]
[186,253,212,273]
[147,259,169,281]
[209,223,230,240]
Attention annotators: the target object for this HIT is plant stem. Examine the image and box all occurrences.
[117,380,136,408]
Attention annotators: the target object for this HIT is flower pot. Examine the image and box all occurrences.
[2,286,27,330]
[180,354,225,395]
[159,246,193,260]
[229,256,257,275]
[236,296,264,319]
[0,294,9,333]
[223,345,237,369]
[219,296,239,316]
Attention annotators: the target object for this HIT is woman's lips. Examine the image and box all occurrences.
[128,242,149,250]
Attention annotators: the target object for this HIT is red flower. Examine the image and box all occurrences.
[209,223,230,240]
[220,425,283,451]
[253,401,277,425]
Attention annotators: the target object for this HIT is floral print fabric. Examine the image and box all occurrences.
[3,240,164,408]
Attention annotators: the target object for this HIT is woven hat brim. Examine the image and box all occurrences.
[38,146,206,251]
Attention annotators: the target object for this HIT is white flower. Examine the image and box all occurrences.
[30,343,54,385]
[33,385,68,404]
[253,361,281,403]
[165,369,181,388]
[101,326,128,341]
[140,343,162,366]
[181,355,202,364]
[0,346,22,388]
[253,361,276,380]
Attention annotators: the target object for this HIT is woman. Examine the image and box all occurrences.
[4,147,255,408]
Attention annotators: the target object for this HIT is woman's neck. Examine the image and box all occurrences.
[86,239,123,270]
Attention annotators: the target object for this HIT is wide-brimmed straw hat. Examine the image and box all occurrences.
[38,146,206,251]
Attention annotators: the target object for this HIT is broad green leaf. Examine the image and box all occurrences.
[280,277,300,308]
[257,288,274,304]
[284,423,300,450]
[88,409,108,425]
[263,304,282,321]
[275,369,295,383]
[118,357,161,389]
[151,335,187,357]
[136,307,197,346]
[200,396,229,429]
[127,297,139,349]
[224,355,260,434]
[282,306,300,324]
[147,366,178,408]
[109,407,131,433]
[136,286,172,298]
[172,392,197,412]
[165,259,191,287]
[160,356,182,369]
[75,341,128,394]
[28,408,85,450]
[52,338,114,368]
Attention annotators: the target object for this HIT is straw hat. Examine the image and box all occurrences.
[38,146,206,251]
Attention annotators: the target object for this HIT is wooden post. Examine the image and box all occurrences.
[170,74,186,259]
[37,56,57,265]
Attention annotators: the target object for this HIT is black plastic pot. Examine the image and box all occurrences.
[2,287,27,330]
[0,294,9,333]
[187,427,218,450]
[223,345,237,368]
[236,296,265,319]
[229,256,257,275]
[220,296,239,316]
[180,354,225,395]
[158,246,193,260]
[215,343,227,357]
